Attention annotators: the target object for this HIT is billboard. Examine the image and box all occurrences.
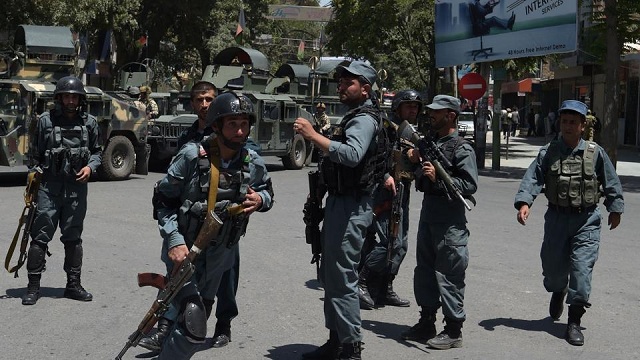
[434,0,578,67]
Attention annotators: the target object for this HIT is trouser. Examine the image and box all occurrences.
[364,184,410,276]
[414,220,469,322]
[28,181,88,275]
[541,207,601,308]
[320,193,373,343]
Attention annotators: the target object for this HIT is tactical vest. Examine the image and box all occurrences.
[420,135,467,196]
[42,112,90,177]
[177,146,251,248]
[320,105,389,195]
[544,141,600,208]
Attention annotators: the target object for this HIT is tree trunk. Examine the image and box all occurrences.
[602,0,619,166]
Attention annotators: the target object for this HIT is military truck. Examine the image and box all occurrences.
[0,25,149,180]
[201,46,317,169]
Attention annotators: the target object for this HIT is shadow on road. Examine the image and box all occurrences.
[4,286,66,301]
[265,343,323,360]
[478,317,568,339]
[362,319,430,353]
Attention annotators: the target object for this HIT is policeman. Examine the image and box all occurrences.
[139,80,220,353]
[401,95,478,350]
[22,76,102,305]
[154,91,273,359]
[514,100,623,346]
[295,61,384,360]
[139,85,159,119]
[358,89,422,309]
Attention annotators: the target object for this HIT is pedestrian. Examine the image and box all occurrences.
[22,76,102,305]
[501,107,511,139]
[294,61,385,360]
[153,91,274,359]
[527,109,536,137]
[139,85,159,119]
[510,106,520,137]
[514,99,624,346]
[401,95,478,350]
[358,89,421,310]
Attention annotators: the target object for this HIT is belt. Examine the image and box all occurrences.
[548,204,597,214]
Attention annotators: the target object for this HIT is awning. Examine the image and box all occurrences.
[501,78,541,94]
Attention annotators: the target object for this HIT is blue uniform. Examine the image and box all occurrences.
[29,110,101,273]
[413,133,478,323]
[514,138,624,307]
[319,99,379,343]
[155,139,273,359]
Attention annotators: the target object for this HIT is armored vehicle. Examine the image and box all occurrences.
[202,46,315,169]
[0,25,149,180]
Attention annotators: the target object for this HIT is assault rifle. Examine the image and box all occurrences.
[388,180,404,266]
[115,210,224,360]
[397,121,473,211]
[5,167,43,277]
[303,171,325,279]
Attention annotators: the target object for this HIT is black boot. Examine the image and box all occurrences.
[139,317,173,352]
[357,267,375,310]
[338,341,362,360]
[22,274,41,305]
[63,242,92,301]
[427,318,463,350]
[549,288,567,321]
[400,307,437,342]
[566,305,585,346]
[383,275,410,307]
[302,330,341,359]
[212,320,231,348]
[22,243,46,306]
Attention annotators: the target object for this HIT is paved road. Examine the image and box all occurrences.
[0,149,639,360]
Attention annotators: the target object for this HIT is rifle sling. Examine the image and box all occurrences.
[5,206,28,274]
[207,139,221,213]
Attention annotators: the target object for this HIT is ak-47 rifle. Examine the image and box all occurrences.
[5,167,43,277]
[114,209,224,360]
[303,171,325,279]
[397,121,474,211]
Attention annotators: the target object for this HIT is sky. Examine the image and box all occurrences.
[319,0,332,6]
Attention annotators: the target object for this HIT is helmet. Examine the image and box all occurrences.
[54,76,86,98]
[139,85,151,94]
[391,89,422,113]
[127,86,141,96]
[206,92,256,128]
[316,102,326,109]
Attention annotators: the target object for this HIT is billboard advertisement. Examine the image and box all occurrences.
[434,0,578,67]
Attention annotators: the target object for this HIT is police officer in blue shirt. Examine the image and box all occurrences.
[295,61,385,360]
[154,92,273,359]
[401,95,478,350]
[22,76,102,306]
[514,99,624,346]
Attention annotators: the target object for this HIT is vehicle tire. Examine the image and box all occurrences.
[281,134,306,170]
[100,135,135,181]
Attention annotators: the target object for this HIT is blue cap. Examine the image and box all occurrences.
[558,100,587,116]
[336,61,377,86]
[426,95,461,113]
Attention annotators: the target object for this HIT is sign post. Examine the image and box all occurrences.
[458,72,488,168]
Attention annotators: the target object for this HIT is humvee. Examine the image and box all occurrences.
[0,25,149,180]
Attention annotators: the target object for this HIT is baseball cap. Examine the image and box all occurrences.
[426,95,461,113]
[558,100,587,116]
[336,61,377,86]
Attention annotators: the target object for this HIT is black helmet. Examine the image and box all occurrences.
[206,92,256,128]
[391,89,422,113]
[54,76,86,98]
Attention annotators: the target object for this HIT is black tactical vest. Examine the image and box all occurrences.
[421,135,467,196]
[43,112,90,177]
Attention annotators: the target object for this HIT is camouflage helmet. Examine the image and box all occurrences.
[392,89,422,113]
[139,85,151,94]
[54,76,86,98]
[206,91,256,128]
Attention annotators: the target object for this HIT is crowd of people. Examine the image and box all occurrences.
[18,68,623,359]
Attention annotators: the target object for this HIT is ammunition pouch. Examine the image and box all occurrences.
[219,213,249,248]
[152,180,182,220]
[43,147,90,177]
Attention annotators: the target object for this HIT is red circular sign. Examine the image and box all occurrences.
[458,73,487,101]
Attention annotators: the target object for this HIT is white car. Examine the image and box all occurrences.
[457,112,475,138]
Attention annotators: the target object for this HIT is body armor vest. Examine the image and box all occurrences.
[42,112,90,177]
[320,105,388,195]
[544,141,600,208]
[177,147,251,248]
[421,135,466,196]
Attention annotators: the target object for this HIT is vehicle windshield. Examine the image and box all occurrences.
[0,89,21,115]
